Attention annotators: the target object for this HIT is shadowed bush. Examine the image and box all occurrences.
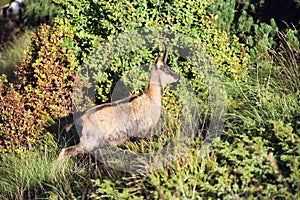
[0,18,79,152]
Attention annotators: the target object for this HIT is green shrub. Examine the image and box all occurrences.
[54,0,249,80]
[26,0,61,26]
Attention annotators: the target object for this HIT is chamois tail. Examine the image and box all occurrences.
[57,143,87,164]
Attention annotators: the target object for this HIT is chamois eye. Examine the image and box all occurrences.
[162,66,170,73]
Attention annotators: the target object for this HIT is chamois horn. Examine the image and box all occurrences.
[162,44,169,64]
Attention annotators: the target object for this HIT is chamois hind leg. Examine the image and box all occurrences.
[57,143,87,163]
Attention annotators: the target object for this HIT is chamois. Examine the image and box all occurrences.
[57,48,179,163]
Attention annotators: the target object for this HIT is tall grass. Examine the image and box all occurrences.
[0,148,56,198]
[0,144,84,199]
[0,29,32,81]
[272,31,300,93]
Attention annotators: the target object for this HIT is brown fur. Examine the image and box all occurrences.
[57,49,179,163]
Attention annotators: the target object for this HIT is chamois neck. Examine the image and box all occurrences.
[148,67,166,88]
[145,84,163,103]
[145,68,164,103]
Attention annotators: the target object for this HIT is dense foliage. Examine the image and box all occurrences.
[0,18,78,151]
[0,0,299,199]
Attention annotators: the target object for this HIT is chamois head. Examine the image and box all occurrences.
[150,48,179,87]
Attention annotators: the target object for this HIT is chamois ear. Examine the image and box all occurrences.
[155,56,164,69]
